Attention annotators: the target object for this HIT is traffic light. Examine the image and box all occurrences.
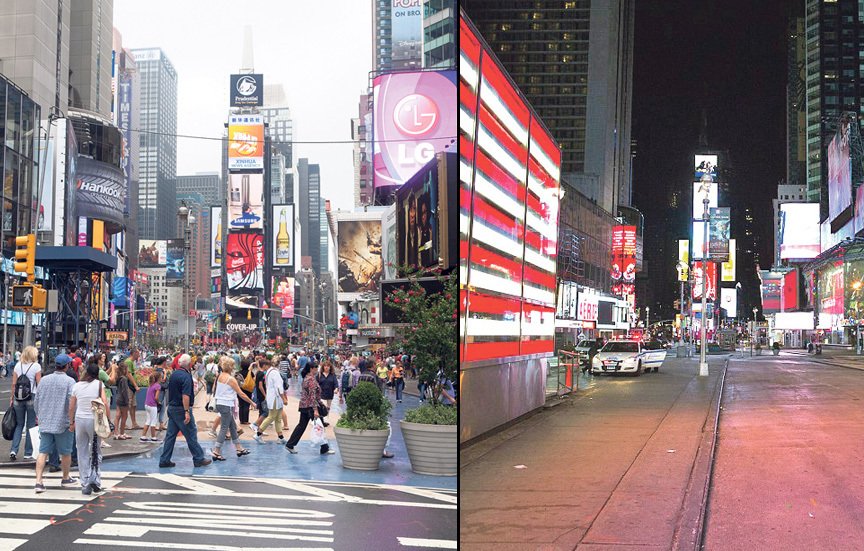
[247,309,252,320]
[14,234,35,282]
[11,284,45,309]
[149,311,157,324]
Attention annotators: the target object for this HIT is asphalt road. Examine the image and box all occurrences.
[1,469,456,550]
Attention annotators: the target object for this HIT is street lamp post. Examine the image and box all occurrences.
[698,180,710,377]
[177,203,195,352]
[751,306,758,357]
[676,261,687,346]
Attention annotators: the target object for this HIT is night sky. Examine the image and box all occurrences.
[632,0,793,318]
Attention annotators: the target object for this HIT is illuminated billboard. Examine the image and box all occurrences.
[692,221,707,259]
[391,0,423,69]
[459,15,561,363]
[226,232,264,291]
[227,114,264,170]
[818,262,844,315]
[783,270,799,311]
[138,240,166,267]
[691,261,717,301]
[828,119,852,222]
[761,272,783,314]
[708,207,730,261]
[165,239,185,287]
[272,276,295,319]
[846,261,864,321]
[695,154,718,182]
[856,184,864,233]
[721,239,736,282]
[678,239,689,282]
[396,157,440,275]
[272,204,294,267]
[210,207,222,268]
[372,70,456,189]
[227,173,264,229]
[229,74,263,107]
[779,203,820,259]
[611,225,637,298]
[720,287,737,318]
[692,181,718,220]
[337,219,383,294]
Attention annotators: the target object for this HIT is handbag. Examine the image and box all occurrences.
[91,381,112,439]
[316,400,329,418]
[1,407,16,440]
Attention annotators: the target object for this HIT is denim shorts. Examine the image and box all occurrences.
[39,430,74,456]
[256,398,269,416]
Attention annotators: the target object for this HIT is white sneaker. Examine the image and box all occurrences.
[253,434,264,444]
[250,423,258,433]
[208,430,218,438]
[24,455,35,460]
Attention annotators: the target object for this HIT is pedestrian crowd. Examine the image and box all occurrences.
[3,343,456,495]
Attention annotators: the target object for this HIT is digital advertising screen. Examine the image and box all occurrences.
[780,203,820,259]
[828,120,852,222]
[695,154,718,182]
[272,275,295,319]
[227,114,264,170]
[708,207,730,261]
[138,240,166,267]
[846,261,864,321]
[761,273,783,314]
[611,225,637,298]
[459,14,560,363]
[272,204,294,267]
[228,173,264,230]
[692,221,708,259]
[783,270,799,312]
[678,239,689,281]
[692,182,718,220]
[337,219,383,294]
[721,239,736,282]
[390,0,423,69]
[210,206,222,268]
[856,184,864,234]
[720,287,737,318]
[226,232,264,291]
[382,204,398,280]
[372,70,456,189]
[818,262,844,315]
[396,159,439,275]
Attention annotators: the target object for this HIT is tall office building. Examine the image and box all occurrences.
[68,0,114,120]
[462,0,635,214]
[423,0,457,68]
[351,94,373,207]
[130,48,178,240]
[177,173,222,207]
[261,84,293,166]
[787,15,806,189]
[373,0,423,72]
[803,0,864,217]
[298,158,323,274]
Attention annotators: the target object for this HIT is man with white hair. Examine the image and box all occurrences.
[158,353,211,468]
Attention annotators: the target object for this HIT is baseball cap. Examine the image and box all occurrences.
[54,354,72,366]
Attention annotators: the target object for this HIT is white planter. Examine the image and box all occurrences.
[400,421,457,476]
[333,426,389,471]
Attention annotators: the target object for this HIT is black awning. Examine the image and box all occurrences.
[35,246,117,272]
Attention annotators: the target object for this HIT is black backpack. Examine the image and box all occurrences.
[341,369,353,391]
[14,364,35,402]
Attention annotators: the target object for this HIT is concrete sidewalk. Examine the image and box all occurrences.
[460,355,729,550]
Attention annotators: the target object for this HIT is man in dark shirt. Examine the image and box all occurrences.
[158,354,210,468]
[250,361,269,433]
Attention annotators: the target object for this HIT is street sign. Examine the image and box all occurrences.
[106,331,128,341]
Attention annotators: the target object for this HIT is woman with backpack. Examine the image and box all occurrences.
[112,363,132,439]
[8,346,42,461]
[69,362,109,495]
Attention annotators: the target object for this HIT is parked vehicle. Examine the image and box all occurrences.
[591,340,666,376]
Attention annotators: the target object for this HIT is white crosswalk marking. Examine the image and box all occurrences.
[397,537,458,549]
[0,538,27,551]
[72,539,333,551]
[147,473,234,494]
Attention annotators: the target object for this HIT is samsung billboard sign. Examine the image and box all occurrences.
[230,74,263,107]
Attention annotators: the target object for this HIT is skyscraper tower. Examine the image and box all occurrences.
[373,0,423,72]
[462,0,635,214]
[298,158,323,275]
[423,0,457,69]
[130,48,178,240]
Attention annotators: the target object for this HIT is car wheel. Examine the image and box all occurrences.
[633,361,642,376]
[653,366,659,373]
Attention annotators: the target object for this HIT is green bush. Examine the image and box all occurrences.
[404,403,457,425]
[336,382,392,431]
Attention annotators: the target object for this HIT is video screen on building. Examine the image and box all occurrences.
[780,203,820,259]
[828,120,852,222]
[695,154,718,182]
[692,182,718,220]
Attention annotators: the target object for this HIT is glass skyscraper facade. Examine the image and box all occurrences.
[424,0,456,69]
[131,48,178,240]
[298,158,324,275]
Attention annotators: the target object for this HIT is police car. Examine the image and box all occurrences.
[590,339,667,376]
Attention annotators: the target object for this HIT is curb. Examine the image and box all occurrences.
[672,357,729,551]
[0,443,161,468]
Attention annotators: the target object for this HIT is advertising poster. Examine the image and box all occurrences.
[38,133,54,232]
[855,184,864,234]
[382,204,398,280]
[678,239,689,281]
[211,206,222,268]
[761,273,783,314]
[783,270,799,312]
[75,157,127,232]
[691,261,717,301]
[138,240,166,267]
[721,239,736,282]
[272,276,295,319]
[780,203,820,259]
[720,287,737,318]
[337,219,383,293]
[846,261,864,321]
[117,72,133,216]
[828,120,853,222]
[694,154,718,182]
[818,262,844,315]
[611,225,637,297]
[229,74,263,107]
[373,70,457,188]
[396,162,439,274]
[391,0,423,69]
[228,174,264,229]
[227,232,264,291]
[692,221,708,259]
[271,204,294,267]
[227,114,264,170]
[708,207,730,261]
[692,182,718,220]
[165,239,185,287]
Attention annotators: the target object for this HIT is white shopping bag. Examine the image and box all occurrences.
[311,418,327,446]
[28,426,40,454]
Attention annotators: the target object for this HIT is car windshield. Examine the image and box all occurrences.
[602,342,639,353]
[576,340,592,348]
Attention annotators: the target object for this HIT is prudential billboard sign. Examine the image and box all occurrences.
[230,74,263,107]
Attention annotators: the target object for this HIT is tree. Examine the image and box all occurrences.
[384,271,457,405]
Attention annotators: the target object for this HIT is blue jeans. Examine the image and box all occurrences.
[394,378,405,401]
[159,406,206,465]
[11,399,36,457]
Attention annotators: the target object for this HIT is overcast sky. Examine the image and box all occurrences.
[113,0,372,212]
